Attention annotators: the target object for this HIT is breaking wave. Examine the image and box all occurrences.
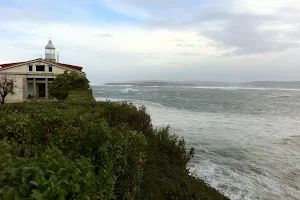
[92,86,300,200]
[121,88,139,93]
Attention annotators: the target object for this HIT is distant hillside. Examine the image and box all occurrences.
[105,81,231,87]
[240,81,300,88]
[105,81,197,87]
[105,81,300,89]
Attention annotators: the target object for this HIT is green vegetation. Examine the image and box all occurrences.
[0,73,229,200]
[49,71,90,100]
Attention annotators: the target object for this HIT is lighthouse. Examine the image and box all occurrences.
[45,40,56,62]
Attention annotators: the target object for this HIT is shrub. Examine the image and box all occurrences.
[0,101,148,200]
[0,141,104,200]
[49,71,90,100]
[0,97,229,200]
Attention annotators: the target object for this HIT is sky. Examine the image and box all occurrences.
[0,0,300,83]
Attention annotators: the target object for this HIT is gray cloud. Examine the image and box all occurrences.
[173,38,184,42]
[153,10,299,54]
[176,44,195,48]
[199,13,298,54]
[2,0,300,83]
[0,7,45,21]
[9,0,299,55]
[101,0,193,10]
[95,33,113,38]
[177,53,200,56]
[10,42,40,49]
[112,1,300,55]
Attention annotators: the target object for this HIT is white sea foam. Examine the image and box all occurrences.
[121,88,139,93]
[192,86,300,91]
[111,84,134,87]
[93,88,300,200]
[99,84,300,91]
[95,97,129,102]
[132,100,300,200]
[268,95,292,98]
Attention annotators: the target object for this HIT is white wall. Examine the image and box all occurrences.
[31,61,66,73]
[1,62,77,74]
[0,60,83,103]
[51,65,67,73]
[1,64,28,73]
[0,75,24,103]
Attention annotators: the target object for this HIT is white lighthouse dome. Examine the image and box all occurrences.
[45,40,56,62]
[45,40,55,49]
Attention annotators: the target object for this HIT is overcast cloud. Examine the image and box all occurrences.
[0,0,300,83]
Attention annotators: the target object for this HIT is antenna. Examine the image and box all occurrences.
[57,52,60,63]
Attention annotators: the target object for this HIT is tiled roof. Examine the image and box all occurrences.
[0,59,83,71]
[44,60,83,71]
[0,61,26,68]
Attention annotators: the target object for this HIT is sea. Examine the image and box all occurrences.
[92,83,300,200]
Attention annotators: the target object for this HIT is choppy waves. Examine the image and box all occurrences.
[192,86,300,91]
[139,100,300,200]
[121,88,139,93]
[93,85,300,200]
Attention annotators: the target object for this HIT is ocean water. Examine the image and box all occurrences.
[92,84,300,200]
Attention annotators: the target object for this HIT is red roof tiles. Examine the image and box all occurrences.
[0,61,26,68]
[0,59,83,71]
[44,60,82,71]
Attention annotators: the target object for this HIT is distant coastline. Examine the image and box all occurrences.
[104,81,300,89]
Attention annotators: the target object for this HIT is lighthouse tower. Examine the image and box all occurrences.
[45,40,56,62]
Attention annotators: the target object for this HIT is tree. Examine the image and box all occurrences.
[0,76,17,104]
[49,71,90,100]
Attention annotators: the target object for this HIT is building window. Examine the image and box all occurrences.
[28,65,32,71]
[36,65,45,72]
[49,66,52,72]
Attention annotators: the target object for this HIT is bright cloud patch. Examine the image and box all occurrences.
[0,0,300,82]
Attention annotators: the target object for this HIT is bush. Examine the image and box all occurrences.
[0,141,102,200]
[49,71,90,100]
[0,101,148,200]
[0,96,229,200]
